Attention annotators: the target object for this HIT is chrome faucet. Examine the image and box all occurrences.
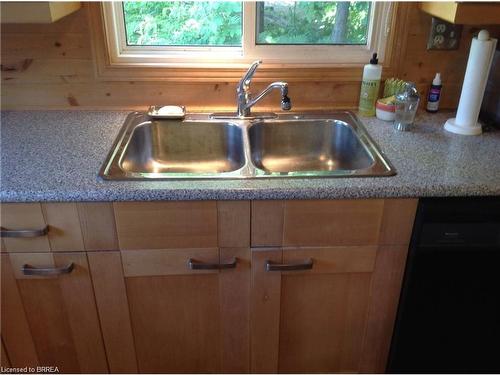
[236,60,291,118]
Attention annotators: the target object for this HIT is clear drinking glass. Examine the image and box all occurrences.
[394,82,420,131]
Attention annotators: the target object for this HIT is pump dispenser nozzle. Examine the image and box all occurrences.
[432,73,441,86]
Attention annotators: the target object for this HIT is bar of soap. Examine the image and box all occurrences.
[157,106,184,116]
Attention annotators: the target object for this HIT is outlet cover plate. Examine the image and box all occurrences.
[427,17,462,50]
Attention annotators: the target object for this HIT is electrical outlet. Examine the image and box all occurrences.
[427,17,462,50]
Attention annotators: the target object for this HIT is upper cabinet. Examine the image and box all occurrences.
[0,2,81,24]
[420,2,500,25]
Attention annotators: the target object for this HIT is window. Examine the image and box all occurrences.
[122,2,243,47]
[102,1,393,67]
[255,2,371,45]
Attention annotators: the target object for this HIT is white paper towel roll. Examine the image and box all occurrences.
[445,30,498,135]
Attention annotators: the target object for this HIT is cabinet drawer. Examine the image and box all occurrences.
[1,203,84,252]
[121,248,220,277]
[282,246,377,274]
[283,200,384,246]
[114,202,218,250]
[252,200,385,247]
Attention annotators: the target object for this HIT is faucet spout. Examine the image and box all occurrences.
[236,60,291,118]
[245,82,291,112]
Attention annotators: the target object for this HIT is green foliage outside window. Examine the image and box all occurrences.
[123,1,371,47]
[257,1,371,44]
[123,1,242,46]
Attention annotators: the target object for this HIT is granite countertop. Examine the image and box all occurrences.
[1,110,499,202]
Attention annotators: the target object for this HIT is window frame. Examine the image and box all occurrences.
[101,1,394,68]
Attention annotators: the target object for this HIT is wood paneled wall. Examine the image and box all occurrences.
[1,3,499,111]
[399,6,500,110]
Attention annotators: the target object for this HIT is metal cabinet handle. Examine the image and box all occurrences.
[265,258,313,272]
[0,226,49,238]
[187,257,237,270]
[22,263,74,276]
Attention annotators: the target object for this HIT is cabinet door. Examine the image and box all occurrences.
[251,247,377,373]
[0,252,108,373]
[89,248,250,374]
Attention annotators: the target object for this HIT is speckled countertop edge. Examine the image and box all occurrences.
[1,110,499,202]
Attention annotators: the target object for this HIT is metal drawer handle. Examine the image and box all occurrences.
[265,258,313,272]
[0,226,49,238]
[187,257,237,270]
[22,263,74,276]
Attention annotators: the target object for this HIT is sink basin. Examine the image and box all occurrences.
[120,120,244,175]
[249,119,374,174]
[100,111,395,180]
[100,114,247,179]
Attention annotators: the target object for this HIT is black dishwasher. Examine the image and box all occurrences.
[387,197,500,373]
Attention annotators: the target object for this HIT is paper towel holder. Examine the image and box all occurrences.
[444,30,498,136]
[444,118,482,136]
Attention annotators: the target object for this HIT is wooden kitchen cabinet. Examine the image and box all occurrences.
[250,199,418,373]
[251,246,377,373]
[419,2,500,25]
[89,201,251,373]
[1,199,416,373]
[0,2,81,24]
[0,252,108,373]
[89,248,251,373]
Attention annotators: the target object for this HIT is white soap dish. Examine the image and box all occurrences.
[148,105,186,119]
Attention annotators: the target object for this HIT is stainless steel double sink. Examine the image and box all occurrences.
[100,111,395,179]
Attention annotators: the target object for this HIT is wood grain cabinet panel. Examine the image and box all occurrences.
[77,202,118,251]
[251,199,385,247]
[1,203,90,252]
[251,201,285,247]
[114,202,218,250]
[420,2,500,25]
[0,252,108,373]
[1,2,81,24]
[249,199,417,373]
[1,198,416,374]
[378,198,418,246]
[217,201,250,248]
[42,203,85,251]
[359,245,411,373]
[1,203,51,252]
[283,200,384,246]
[87,251,138,373]
[251,246,377,373]
[252,199,417,248]
[1,254,39,368]
[90,248,251,374]
[1,339,11,367]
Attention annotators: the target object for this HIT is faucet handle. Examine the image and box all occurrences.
[238,60,262,92]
